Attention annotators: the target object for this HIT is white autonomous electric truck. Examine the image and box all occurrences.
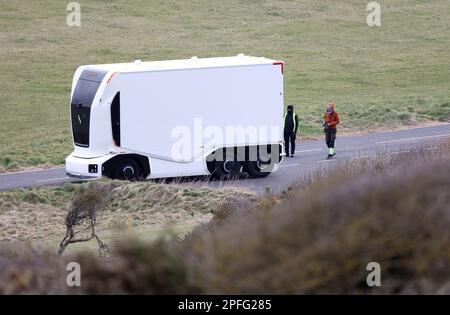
[65,54,284,180]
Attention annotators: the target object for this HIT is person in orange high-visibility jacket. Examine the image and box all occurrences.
[283,104,299,157]
[323,102,340,158]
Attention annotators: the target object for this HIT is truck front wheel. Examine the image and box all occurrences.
[116,158,142,181]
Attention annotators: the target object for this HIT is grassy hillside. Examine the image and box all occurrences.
[1,0,449,169]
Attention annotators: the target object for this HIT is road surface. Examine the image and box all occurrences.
[1,124,449,194]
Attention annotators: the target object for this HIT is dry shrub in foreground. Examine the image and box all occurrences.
[69,239,201,294]
[185,159,450,294]
[58,183,113,256]
[0,243,66,294]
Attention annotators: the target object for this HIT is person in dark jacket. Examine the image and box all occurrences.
[283,104,299,157]
[323,102,340,158]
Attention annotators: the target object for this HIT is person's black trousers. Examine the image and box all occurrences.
[325,128,337,148]
[284,131,296,156]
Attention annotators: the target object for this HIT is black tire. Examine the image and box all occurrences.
[115,158,142,181]
[213,160,242,180]
[245,151,276,178]
[210,150,242,180]
[245,161,273,178]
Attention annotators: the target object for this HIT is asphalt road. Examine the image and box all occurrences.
[1,124,449,194]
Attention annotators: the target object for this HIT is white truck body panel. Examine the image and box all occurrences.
[65,55,284,179]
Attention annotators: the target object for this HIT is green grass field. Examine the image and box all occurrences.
[1,0,449,170]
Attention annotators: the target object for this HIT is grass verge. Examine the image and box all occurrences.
[0,179,255,251]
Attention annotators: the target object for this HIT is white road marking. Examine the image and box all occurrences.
[295,148,322,153]
[37,177,69,183]
[279,163,304,168]
[375,133,450,144]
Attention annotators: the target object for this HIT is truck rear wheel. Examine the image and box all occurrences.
[213,160,242,179]
[245,161,273,178]
[209,150,242,180]
[115,158,142,181]
[245,149,276,178]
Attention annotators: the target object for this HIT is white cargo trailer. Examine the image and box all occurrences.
[65,54,284,180]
